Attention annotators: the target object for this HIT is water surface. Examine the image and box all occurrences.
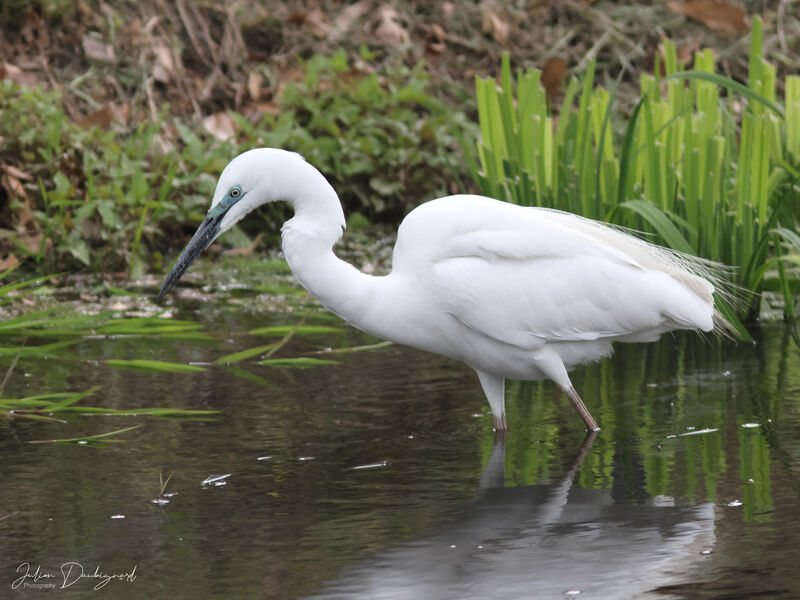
[2,302,799,599]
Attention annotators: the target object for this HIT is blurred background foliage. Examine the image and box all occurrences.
[0,0,798,320]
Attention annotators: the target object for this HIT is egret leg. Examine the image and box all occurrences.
[566,387,600,432]
[476,370,506,431]
[531,348,601,432]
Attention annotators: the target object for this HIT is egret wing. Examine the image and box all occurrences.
[393,196,713,349]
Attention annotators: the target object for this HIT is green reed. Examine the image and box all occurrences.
[465,16,799,325]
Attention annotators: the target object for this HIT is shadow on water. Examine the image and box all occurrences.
[0,304,799,599]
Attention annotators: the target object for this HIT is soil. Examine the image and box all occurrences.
[1,0,796,128]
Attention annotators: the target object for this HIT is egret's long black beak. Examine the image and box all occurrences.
[157,212,224,302]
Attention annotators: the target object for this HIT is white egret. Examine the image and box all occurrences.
[158,148,729,432]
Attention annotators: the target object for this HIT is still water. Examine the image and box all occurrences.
[1,298,799,599]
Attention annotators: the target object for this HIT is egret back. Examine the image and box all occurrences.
[392,195,723,347]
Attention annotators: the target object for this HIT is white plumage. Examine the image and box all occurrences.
[159,148,728,431]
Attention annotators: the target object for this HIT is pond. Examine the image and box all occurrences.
[1,280,799,599]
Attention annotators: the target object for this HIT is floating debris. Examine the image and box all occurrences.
[352,461,387,470]
[257,455,273,461]
[298,456,315,462]
[727,499,743,507]
[201,474,231,487]
[679,428,719,437]
[110,514,125,519]
[741,423,761,428]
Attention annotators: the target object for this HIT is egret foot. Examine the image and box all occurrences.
[493,413,507,432]
[566,387,600,432]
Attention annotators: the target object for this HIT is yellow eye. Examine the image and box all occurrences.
[230,188,240,197]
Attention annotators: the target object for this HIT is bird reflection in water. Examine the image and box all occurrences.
[306,434,715,599]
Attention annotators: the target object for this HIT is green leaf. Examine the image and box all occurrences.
[249,325,343,337]
[0,340,79,356]
[616,201,694,254]
[105,359,207,373]
[660,71,783,117]
[48,387,100,411]
[215,344,280,364]
[323,340,393,354]
[258,357,339,369]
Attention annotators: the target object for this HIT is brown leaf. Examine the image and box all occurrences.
[247,72,264,101]
[1,164,36,231]
[481,7,510,46]
[21,10,49,49]
[202,112,238,141]
[375,6,410,45]
[273,67,305,104]
[331,1,369,38]
[0,62,40,88]
[82,33,116,63]
[225,232,265,256]
[541,57,567,102]
[666,0,748,34]
[428,24,447,54]
[0,253,19,271]
[3,165,33,181]
[240,101,280,122]
[77,103,129,130]
[18,230,43,254]
[676,41,701,66]
[152,41,175,84]
[289,8,330,37]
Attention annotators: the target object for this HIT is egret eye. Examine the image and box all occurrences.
[230,187,241,198]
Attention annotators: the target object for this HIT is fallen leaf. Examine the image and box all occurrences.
[243,101,281,118]
[273,67,305,104]
[247,72,264,101]
[152,41,175,84]
[0,254,19,271]
[77,103,129,130]
[0,62,40,88]
[1,164,37,234]
[82,33,116,63]
[225,232,265,256]
[3,165,33,181]
[481,6,510,46]
[331,1,369,38]
[21,10,49,50]
[666,0,748,34]
[375,6,410,45]
[541,57,567,102]
[429,23,447,53]
[289,8,330,37]
[676,41,701,66]
[202,112,237,141]
[17,230,43,254]
[1,164,31,205]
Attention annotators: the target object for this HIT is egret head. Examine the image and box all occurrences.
[157,149,297,302]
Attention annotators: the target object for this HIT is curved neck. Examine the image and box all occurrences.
[279,165,382,332]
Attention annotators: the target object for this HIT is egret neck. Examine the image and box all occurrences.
[279,159,385,333]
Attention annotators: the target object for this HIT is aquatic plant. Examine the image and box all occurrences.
[465,16,800,323]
